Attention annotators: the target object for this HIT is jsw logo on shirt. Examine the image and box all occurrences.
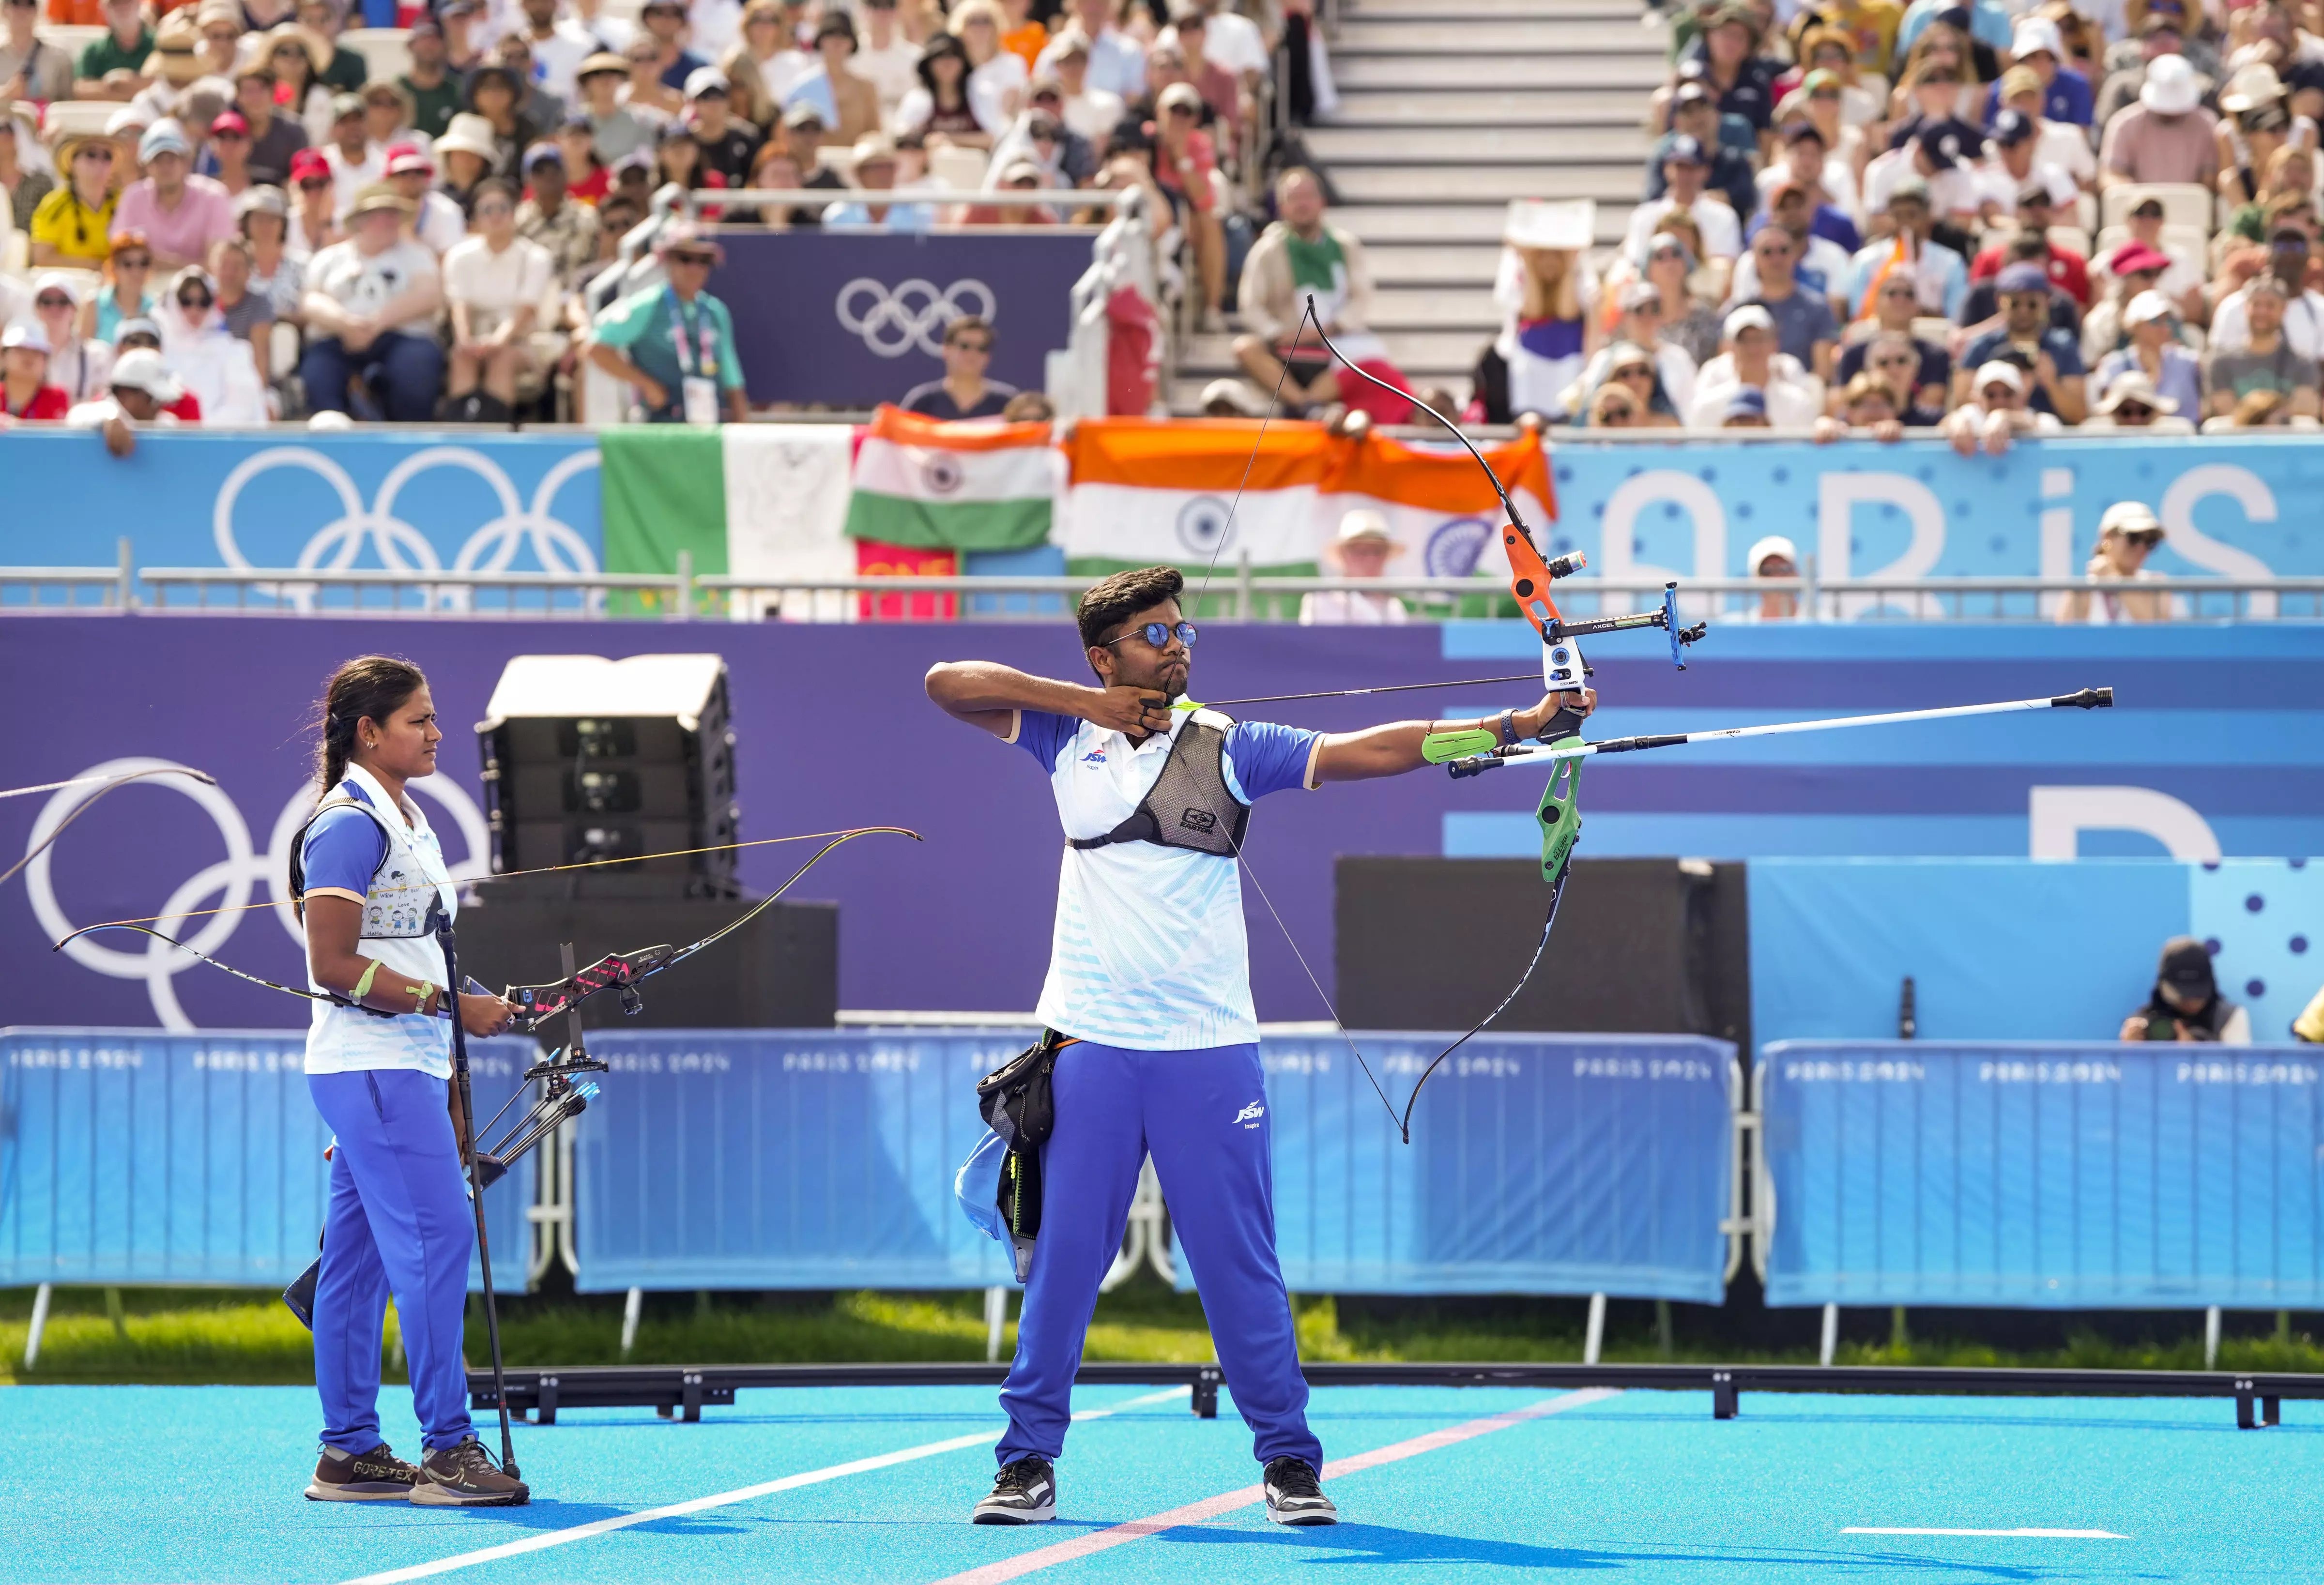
[1081,749,1108,764]
[1234,1100,1265,1128]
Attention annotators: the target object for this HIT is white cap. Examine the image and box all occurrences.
[105,105,151,137]
[1974,360,2025,395]
[1,322,53,354]
[2011,16,2063,59]
[2123,289,2175,326]
[1723,303,1776,338]
[106,346,184,401]
[30,269,87,305]
[684,64,731,99]
[1334,507,1400,547]
[2099,501,2164,536]
[1745,534,1798,574]
[2142,53,2200,116]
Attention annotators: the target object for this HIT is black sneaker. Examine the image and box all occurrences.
[971,1456,1056,1524]
[1263,1457,1338,1525]
[411,1437,531,1508]
[306,1441,422,1502]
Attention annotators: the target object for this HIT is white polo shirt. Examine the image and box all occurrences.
[1010,707,1320,1051]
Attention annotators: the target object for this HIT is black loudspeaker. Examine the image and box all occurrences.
[1333,857,1752,1056]
[476,654,740,897]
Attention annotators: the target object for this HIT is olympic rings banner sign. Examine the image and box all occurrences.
[707,230,1091,406]
[0,430,602,596]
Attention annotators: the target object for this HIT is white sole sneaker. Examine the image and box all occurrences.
[304,1480,415,1502]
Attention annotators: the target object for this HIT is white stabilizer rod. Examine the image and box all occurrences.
[1514,687,2114,765]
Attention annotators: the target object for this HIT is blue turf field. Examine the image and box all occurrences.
[3,1382,2313,1583]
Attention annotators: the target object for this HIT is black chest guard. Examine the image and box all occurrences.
[1066,713,1250,857]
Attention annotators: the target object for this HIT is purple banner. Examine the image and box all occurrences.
[0,616,1459,1031]
[706,229,1088,406]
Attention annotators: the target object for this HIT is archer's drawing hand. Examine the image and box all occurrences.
[1087,685,1174,738]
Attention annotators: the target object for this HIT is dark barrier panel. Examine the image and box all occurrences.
[706,229,1091,406]
[1760,1039,2324,1309]
[0,1027,532,1290]
[571,1028,1734,1299]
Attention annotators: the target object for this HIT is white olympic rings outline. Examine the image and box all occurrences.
[24,759,489,1032]
[834,276,998,358]
[212,445,601,612]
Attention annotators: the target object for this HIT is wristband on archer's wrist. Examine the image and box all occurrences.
[1497,707,1522,746]
[408,979,436,1014]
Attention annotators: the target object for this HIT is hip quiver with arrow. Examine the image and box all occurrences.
[976,1029,1075,1282]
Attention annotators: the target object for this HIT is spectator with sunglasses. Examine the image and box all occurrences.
[203,110,257,197]
[902,313,1017,418]
[1,0,75,104]
[2203,274,2321,417]
[2060,503,2172,624]
[2086,368,2193,431]
[156,263,268,421]
[85,228,157,342]
[204,238,277,377]
[588,225,749,423]
[287,147,343,253]
[26,272,113,402]
[1811,371,1910,441]
[30,132,121,267]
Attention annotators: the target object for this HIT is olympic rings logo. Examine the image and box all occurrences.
[212,445,601,612]
[23,758,489,1032]
[834,277,997,358]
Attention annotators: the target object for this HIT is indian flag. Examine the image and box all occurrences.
[1060,418,1335,616]
[841,405,1059,551]
[1315,428,1558,617]
[600,424,858,616]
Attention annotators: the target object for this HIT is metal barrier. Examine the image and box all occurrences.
[1756,1040,2324,1314]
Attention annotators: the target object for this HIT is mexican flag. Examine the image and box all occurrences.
[599,424,857,617]
[841,405,1059,551]
[1059,418,1335,617]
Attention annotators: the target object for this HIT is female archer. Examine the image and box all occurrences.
[292,655,527,1508]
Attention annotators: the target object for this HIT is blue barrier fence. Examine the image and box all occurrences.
[0,1029,531,1291]
[1759,1040,2324,1310]
[573,1029,1736,1300]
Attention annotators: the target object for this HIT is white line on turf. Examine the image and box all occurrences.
[341,1386,1191,1585]
[930,1387,1624,1585]
[1843,1528,2127,1539]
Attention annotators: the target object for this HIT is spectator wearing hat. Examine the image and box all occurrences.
[287,146,343,253]
[1974,107,2076,222]
[398,21,462,142]
[1715,386,1774,426]
[2095,10,2202,131]
[461,65,539,181]
[2085,369,2192,431]
[318,91,387,216]
[1733,534,1803,618]
[1959,230,2082,329]
[71,0,152,102]
[1811,370,1914,442]
[1864,117,1983,229]
[1035,0,1146,100]
[20,274,98,402]
[1995,16,2090,128]
[1679,4,1783,138]
[1651,83,1760,219]
[1733,227,1839,376]
[516,142,599,287]
[202,109,258,196]
[2099,53,2217,188]
[1957,260,2086,419]
[826,132,938,228]
[1944,356,2059,453]
[2203,275,2321,416]
[300,183,445,421]
[1840,179,1968,320]
[1153,9,1242,140]
[492,31,570,135]
[1835,279,1951,417]
[575,51,662,167]
[65,344,185,450]
[123,11,202,122]
[687,68,765,185]
[30,132,121,267]
[234,58,313,187]
[1625,136,1743,283]
[0,324,71,420]
[1752,123,1861,250]
[2120,935,2251,1042]
[1040,30,1124,148]
[2060,499,2170,619]
[1896,0,2012,55]
[2081,239,2171,363]
[2093,289,2201,415]
[898,31,1000,144]
[1988,64,2097,196]
[235,185,303,321]
[1688,302,1824,426]
[900,311,1016,416]
[1300,511,1409,626]
[1571,335,1686,427]
[258,22,336,145]
[441,176,554,424]
[2107,200,2204,309]
[589,226,748,422]
[112,117,234,271]
[761,101,845,221]
[1,0,75,103]
[84,226,156,341]
[2213,62,2309,212]
[429,113,499,212]
[2210,226,2324,357]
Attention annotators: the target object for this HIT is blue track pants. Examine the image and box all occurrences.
[997,1040,1321,1469]
[308,1068,475,1453]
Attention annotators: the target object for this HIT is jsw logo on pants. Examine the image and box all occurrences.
[1234,1101,1265,1128]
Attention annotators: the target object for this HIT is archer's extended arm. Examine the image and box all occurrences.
[1314,688,1597,783]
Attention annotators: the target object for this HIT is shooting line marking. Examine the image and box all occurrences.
[1843,1527,2127,1539]
[342,1387,1190,1585]
[930,1387,1623,1585]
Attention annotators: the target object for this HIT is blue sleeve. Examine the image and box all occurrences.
[301,805,386,897]
[1014,709,1079,770]
[1224,720,1322,802]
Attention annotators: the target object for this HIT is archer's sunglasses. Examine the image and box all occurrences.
[1103,621,1199,650]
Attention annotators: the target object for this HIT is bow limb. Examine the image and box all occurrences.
[50,922,351,1009]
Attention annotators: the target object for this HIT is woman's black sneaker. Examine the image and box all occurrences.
[306,1441,423,1501]
[411,1437,531,1507]
[1263,1457,1338,1525]
[972,1456,1057,1524]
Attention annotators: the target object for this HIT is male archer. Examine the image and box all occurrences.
[925,564,1594,1527]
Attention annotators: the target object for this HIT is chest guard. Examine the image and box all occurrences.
[1068,713,1249,858]
[290,795,447,940]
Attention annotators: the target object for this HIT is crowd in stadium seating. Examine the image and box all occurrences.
[0,0,1294,426]
[1514,0,2324,438]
